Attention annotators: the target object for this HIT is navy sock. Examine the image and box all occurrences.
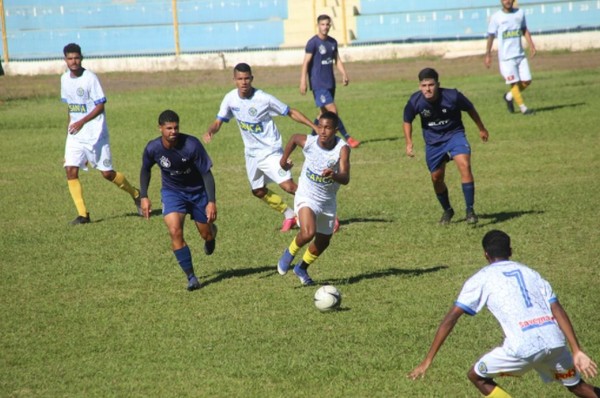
[462,182,475,211]
[436,189,452,211]
[337,116,351,139]
[174,245,194,279]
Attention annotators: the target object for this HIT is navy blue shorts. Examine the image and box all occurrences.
[161,188,208,223]
[313,88,336,107]
[425,133,471,172]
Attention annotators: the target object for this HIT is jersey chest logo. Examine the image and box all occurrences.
[159,156,171,168]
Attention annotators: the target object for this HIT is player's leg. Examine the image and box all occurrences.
[566,381,600,397]
[427,144,453,224]
[466,368,512,398]
[516,57,534,115]
[64,140,90,224]
[449,134,477,224]
[293,206,334,285]
[278,203,315,275]
[468,347,532,397]
[189,191,217,256]
[162,190,200,291]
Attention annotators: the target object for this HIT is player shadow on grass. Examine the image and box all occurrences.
[471,210,544,226]
[324,265,448,286]
[339,217,394,227]
[356,136,399,146]
[202,266,274,287]
[530,102,585,113]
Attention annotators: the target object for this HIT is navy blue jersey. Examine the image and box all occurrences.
[141,133,212,194]
[403,88,474,145]
[305,35,338,91]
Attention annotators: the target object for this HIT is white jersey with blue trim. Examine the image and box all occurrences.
[216,88,289,158]
[296,135,346,205]
[456,260,566,358]
[488,8,528,61]
[60,69,108,143]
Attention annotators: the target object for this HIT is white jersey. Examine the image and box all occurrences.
[60,69,108,144]
[296,135,347,206]
[216,88,289,158]
[487,8,527,61]
[456,260,566,358]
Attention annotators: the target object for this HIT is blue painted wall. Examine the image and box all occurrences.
[355,0,600,43]
[3,0,287,59]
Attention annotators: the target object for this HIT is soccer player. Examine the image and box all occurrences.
[485,0,537,115]
[61,43,141,225]
[277,111,350,286]
[140,110,217,291]
[203,62,318,232]
[408,230,599,398]
[300,14,361,148]
[403,67,489,225]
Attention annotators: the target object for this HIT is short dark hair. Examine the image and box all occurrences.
[234,63,252,75]
[317,14,331,23]
[158,109,179,125]
[319,111,339,128]
[482,230,512,259]
[418,67,439,82]
[63,43,82,56]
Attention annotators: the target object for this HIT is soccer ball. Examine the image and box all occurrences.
[314,285,342,312]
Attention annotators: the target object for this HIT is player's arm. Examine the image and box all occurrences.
[522,27,536,58]
[280,134,307,170]
[408,305,465,380]
[484,35,495,68]
[324,145,350,185]
[551,301,598,379]
[139,149,154,219]
[334,51,349,86]
[201,169,217,223]
[288,108,318,132]
[403,122,415,157]
[300,52,313,95]
[68,102,105,134]
[203,119,223,144]
[466,108,489,142]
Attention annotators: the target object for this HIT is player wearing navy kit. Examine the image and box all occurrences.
[277,112,350,286]
[140,110,217,291]
[485,0,537,115]
[204,63,318,232]
[300,14,360,148]
[408,230,599,398]
[403,68,489,225]
[61,43,141,225]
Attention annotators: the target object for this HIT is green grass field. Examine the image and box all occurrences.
[1,52,599,397]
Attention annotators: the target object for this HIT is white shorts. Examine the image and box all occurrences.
[245,152,292,190]
[64,134,113,171]
[499,56,532,84]
[474,346,580,387]
[294,194,336,235]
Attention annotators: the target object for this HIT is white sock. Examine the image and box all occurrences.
[519,104,528,113]
[505,92,513,101]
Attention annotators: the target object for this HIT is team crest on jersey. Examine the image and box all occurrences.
[278,169,287,177]
[326,159,337,168]
[159,156,171,168]
[421,109,431,117]
[76,87,84,97]
[442,108,447,113]
[103,159,111,168]
[248,107,257,117]
[318,44,327,55]
[477,362,488,375]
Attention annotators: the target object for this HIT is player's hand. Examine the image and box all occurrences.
[573,351,598,380]
[68,121,83,134]
[202,132,213,144]
[322,168,334,178]
[407,361,431,380]
[529,47,537,58]
[342,75,349,86]
[280,158,293,171]
[141,198,151,220]
[205,202,217,223]
[480,129,489,142]
[299,82,307,95]
[484,54,492,69]
[406,144,415,157]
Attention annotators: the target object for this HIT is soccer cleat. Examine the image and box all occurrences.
[333,217,340,233]
[503,93,514,113]
[134,194,143,216]
[204,224,217,255]
[439,208,455,225]
[293,264,315,286]
[346,137,361,148]
[70,213,90,225]
[522,109,536,116]
[187,276,201,291]
[466,209,479,225]
[277,248,294,275]
[280,217,296,232]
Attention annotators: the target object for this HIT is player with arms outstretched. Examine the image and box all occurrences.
[277,111,350,286]
[408,230,599,398]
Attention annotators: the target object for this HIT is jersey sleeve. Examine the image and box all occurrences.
[403,98,417,123]
[538,274,558,304]
[89,73,107,105]
[216,93,233,122]
[193,140,213,175]
[305,36,316,54]
[139,143,156,197]
[266,93,290,117]
[455,272,486,316]
[487,14,498,36]
[456,90,475,112]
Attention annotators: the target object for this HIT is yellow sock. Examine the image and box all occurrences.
[302,249,319,266]
[510,84,524,107]
[261,190,288,213]
[486,386,512,398]
[67,179,87,217]
[288,238,301,256]
[112,171,139,198]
